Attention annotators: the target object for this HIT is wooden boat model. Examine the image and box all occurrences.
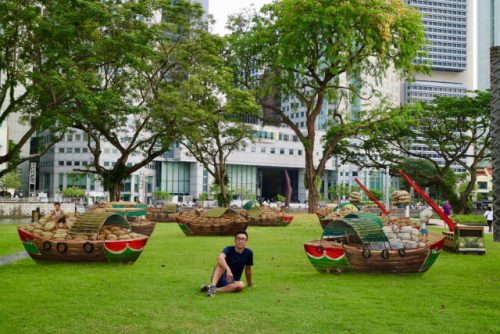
[17,212,149,263]
[147,204,178,223]
[176,208,248,236]
[247,207,293,227]
[304,214,444,273]
[103,206,156,237]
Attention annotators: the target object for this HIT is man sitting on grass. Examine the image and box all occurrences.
[201,231,253,297]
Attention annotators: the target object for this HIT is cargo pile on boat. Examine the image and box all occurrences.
[18,215,146,241]
[348,191,362,203]
[176,208,248,236]
[382,223,426,249]
[392,190,410,204]
[247,206,293,226]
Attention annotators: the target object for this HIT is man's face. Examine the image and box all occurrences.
[54,204,60,210]
[234,233,248,248]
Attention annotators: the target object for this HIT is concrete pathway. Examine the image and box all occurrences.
[0,251,29,266]
[428,218,492,234]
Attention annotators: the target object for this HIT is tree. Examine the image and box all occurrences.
[62,187,85,199]
[64,0,215,201]
[0,171,21,194]
[348,91,492,213]
[226,0,426,212]
[0,1,101,176]
[180,37,260,207]
[153,191,173,202]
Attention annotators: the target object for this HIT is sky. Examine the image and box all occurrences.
[208,0,272,36]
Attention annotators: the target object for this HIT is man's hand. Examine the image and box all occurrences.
[226,270,233,282]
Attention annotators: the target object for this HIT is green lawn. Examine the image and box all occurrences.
[1,214,499,334]
[0,224,25,256]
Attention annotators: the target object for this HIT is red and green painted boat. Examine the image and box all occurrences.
[17,212,149,263]
[304,213,445,273]
[246,207,293,227]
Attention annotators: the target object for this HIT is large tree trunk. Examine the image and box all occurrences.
[108,183,121,202]
[305,149,319,213]
[491,46,500,242]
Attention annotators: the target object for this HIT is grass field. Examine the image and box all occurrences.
[1,214,499,334]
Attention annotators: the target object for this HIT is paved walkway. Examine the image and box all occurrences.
[428,218,493,233]
[0,251,29,266]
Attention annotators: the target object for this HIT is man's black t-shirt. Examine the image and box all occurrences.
[222,246,253,281]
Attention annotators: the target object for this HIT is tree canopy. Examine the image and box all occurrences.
[226,0,427,212]
[346,91,492,213]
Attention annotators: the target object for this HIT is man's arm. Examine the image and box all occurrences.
[217,253,233,282]
[245,266,252,287]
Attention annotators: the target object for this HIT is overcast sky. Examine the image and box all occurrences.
[209,0,272,36]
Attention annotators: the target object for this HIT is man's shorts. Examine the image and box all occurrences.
[420,228,428,235]
[216,273,241,288]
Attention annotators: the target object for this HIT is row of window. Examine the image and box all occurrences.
[425,27,466,35]
[430,48,466,55]
[414,1,466,10]
[426,54,466,62]
[424,14,466,23]
[423,20,466,29]
[426,34,466,42]
[418,7,466,16]
[409,85,465,93]
[56,147,90,154]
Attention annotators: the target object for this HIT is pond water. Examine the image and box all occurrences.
[0,217,31,225]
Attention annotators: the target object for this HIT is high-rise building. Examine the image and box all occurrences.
[476,0,500,90]
[404,0,474,173]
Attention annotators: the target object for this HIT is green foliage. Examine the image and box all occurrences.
[226,0,427,211]
[369,189,383,200]
[328,184,359,200]
[349,91,492,214]
[153,191,173,201]
[276,194,286,203]
[451,214,487,225]
[0,171,21,192]
[198,192,210,202]
[62,187,85,198]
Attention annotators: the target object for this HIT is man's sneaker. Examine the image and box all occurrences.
[200,284,209,293]
[206,285,216,297]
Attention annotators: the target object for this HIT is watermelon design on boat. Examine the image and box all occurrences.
[419,238,444,272]
[104,239,148,263]
[18,229,41,255]
[304,244,351,273]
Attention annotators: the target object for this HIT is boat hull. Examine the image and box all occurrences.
[176,217,248,236]
[248,215,293,227]
[304,235,445,274]
[147,208,178,223]
[17,228,149,263]
[130,221,156,237]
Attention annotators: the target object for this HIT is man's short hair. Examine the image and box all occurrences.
[54,202,61,206]
[235,231,248,239]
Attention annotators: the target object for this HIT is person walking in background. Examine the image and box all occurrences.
[484,207,493,232]
[442,200,452,216]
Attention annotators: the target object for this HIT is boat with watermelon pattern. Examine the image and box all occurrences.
[17,212,149,263]
[304,213,444,273]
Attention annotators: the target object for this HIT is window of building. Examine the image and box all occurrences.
[59,161,64,166]
[104,161,110,166]
[75,134,81,141]
[251,146,256,153]
[104,148,110,153]
[82,148,88,153]
[298,150,302,156]
[74,161,80,166]
[280,148,285,155]
[270,148,275,154]
[66,148,73,153]
[66,134,73,141]
[478,182,488,190]
[289,149,293,155]
[66,161,72,166]
[75,148,80,153]
[261,147,266,153]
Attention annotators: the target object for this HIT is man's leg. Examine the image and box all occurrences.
[216,281,245,293]
[210,263,226,287]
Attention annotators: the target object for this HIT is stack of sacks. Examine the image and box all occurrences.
[382,224,426,249]
[392,190,410,204]
[349,191,362,203]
